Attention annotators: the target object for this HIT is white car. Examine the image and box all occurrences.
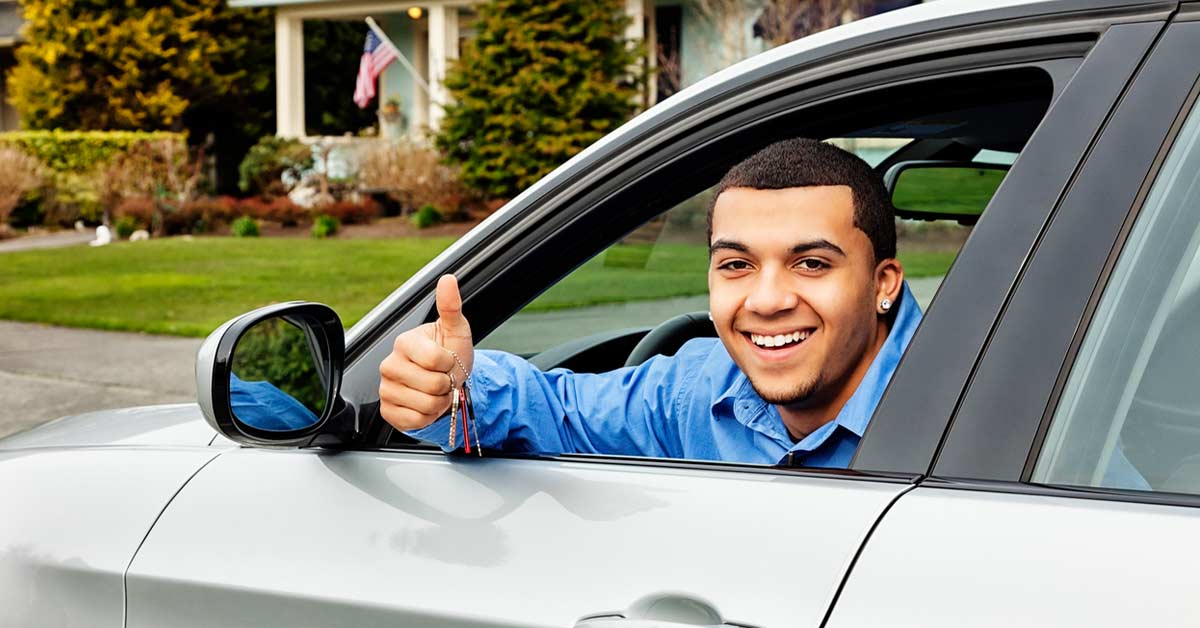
[5,1,1200,626]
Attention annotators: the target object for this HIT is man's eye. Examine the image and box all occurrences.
[717,260,751,271]
[796,259,829,271]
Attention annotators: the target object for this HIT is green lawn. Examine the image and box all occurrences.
[0,237,956,337]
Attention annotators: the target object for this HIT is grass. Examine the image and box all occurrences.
[0,238,456,336]
[0,237,957,337]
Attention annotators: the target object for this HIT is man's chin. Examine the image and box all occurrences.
[747,376,819,407]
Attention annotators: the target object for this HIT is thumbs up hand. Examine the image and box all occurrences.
[379,275,475,431]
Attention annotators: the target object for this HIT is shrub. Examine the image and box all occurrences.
[238,136,314,196]
[267,197,308,226]
[0,131,191,227]
[411,204,443,229]
[435,0,645,199]
[311,214,339,239]
[95,138,203,210]
[181,196,239,226]
[113,197,156,230]
[0,147,43,229]
[114,216,139,239]
[0,130,187,174]
[231,216,260,237]
[320,198,379,225]
[235,196,308,226]
[357,141,467,215]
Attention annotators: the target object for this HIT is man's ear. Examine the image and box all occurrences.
[874,258,904,315]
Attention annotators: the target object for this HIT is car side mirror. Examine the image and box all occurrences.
[196,302,354,447]
[883,160,1009,225]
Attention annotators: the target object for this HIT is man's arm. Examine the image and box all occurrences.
[379,274,688,457]
[404,348,688,456]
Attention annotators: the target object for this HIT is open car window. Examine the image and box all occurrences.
[478,187,713,358]
[380,61,1062,465]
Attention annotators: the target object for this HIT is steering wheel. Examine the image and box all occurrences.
[624,311,718,367]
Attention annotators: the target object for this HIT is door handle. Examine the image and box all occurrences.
[575,593,758,628]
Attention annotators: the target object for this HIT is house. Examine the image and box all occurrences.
[0,0,22,131]
[227,0,922,139]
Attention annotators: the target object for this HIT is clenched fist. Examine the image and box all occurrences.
[379,275,476,431]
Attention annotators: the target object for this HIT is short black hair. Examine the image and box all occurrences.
[708,138,896,263]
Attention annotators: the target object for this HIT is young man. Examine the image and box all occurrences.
[378,138,918,467]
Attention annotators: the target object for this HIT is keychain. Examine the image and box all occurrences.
[463,380,481,455]
[446,371,458,450]
[448,351,481,456]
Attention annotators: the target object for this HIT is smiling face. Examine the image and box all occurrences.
[708,185,900,418]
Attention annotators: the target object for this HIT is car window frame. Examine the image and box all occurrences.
[927,15,1200,509]
[331,13,1170,479]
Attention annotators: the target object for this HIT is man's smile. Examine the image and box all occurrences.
[739,327,818,363]
[745,328,814,348]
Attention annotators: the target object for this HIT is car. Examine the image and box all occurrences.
[5,0,1200,625]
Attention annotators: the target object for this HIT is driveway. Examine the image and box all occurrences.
[0,230,94,253]
[0,321,202,439]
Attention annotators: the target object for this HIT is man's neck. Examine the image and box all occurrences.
[775,318,891,443]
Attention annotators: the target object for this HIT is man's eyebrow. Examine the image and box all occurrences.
[709,239,748,255]
[790,239,846,257]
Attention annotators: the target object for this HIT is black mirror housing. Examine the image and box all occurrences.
[196,302,352,447]
[884,160,1010,225]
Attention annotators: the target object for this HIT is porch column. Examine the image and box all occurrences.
[625,0,646,42]
[625,0,653,107]
[427,5,459,131]
[276,12,306,138]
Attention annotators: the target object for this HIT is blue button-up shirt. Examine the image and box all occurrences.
[409,283,923,467]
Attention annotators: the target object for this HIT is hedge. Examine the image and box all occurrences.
[0,130,187,174]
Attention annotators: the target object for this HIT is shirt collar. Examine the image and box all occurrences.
[711,280,925,447]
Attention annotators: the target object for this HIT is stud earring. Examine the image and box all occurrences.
[880,298,892,312]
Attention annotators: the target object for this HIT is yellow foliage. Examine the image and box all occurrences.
[8,0,272,131]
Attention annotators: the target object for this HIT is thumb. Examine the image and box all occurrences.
[435,274,472,343]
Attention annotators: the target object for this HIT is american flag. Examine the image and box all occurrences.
[353,30,398,108]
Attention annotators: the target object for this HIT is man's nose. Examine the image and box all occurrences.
[743,269,799,316]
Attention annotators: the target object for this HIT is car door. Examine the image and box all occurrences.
[124,6,1169,628]
[827,11,1200,627]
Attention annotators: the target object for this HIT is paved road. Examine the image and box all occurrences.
[0,276,943,439]
[0,321,202,439]
[0,230,94,253]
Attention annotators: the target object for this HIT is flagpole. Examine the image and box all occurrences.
[365,16,434,100]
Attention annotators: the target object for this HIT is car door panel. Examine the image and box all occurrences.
[0,448,218,627]
[825,486,1200,627]
[126,449,908,628]
[827,15,1200,627]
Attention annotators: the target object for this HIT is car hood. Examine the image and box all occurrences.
[0,403,217,450]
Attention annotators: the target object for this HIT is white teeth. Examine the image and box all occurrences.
[750,331,810,348]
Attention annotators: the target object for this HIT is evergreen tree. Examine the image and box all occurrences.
[435,0,646,200]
